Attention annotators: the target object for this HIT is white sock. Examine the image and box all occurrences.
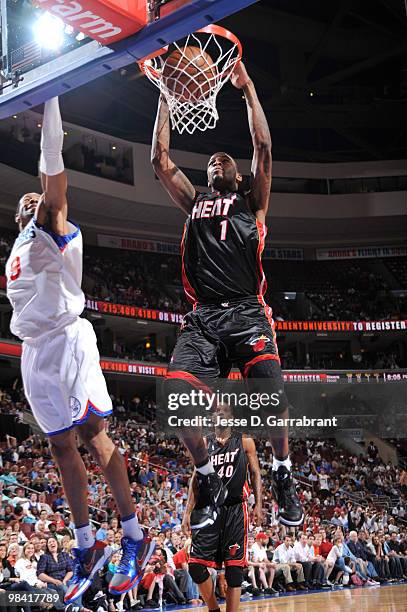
[196,460,215,476]
[272,456,291,471]
[75,524,95,549]
[122,514,143,541]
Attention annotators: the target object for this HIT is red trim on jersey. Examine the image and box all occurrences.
[86,399,108,415]
[257,295,278,346]
[188,557,219,568]
[224,558,247,567]
[181,223,197,306]
[255,220,267,296]
[227,500,249,568]
[243,353,280,378]
[165,370,213,395]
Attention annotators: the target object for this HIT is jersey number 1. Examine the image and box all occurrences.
[220,219,228,241]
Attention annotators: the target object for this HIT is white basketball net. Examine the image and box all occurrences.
[141,27,241,134]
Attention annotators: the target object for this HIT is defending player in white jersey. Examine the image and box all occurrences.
[5,98,155,604]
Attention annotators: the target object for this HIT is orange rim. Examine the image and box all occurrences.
[138,24,242,79]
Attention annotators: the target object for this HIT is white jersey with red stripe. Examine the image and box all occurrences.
[6,218,85,342]
[6,217,112,436]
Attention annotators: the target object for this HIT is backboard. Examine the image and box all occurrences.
[0,0,258,119]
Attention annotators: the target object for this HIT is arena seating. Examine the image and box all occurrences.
[1,384,406,607]
[1,231,407,323]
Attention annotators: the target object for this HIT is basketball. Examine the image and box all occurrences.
[162,45,217,102]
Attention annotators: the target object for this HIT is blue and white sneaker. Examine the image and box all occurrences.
[108,532,156,595]
[65,541,113,603]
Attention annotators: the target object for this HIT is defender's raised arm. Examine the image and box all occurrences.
[151,95,196,215]
[38,97,68,235]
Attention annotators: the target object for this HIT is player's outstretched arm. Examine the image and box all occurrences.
[231,63,272,223]
[243,436,263,526]
[38,97,68,236]
[151,95,196,215]
[182,470,198,535]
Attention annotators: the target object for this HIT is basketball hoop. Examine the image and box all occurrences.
[139,24,242,134]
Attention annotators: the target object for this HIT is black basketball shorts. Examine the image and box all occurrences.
[166,296,289,412]
[189,501,249,568]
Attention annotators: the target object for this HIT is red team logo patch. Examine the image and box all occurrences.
[228,543,241,557]
[249,334,271,353]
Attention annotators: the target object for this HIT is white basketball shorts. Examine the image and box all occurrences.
[21,317,112,436]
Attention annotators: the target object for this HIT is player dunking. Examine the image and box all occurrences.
[6,98,155,604]
[182,403,263,612]
[152,62,303,528]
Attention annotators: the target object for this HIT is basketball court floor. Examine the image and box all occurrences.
[172,584,407,612]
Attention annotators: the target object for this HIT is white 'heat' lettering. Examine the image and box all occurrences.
[191,195,237,220]
[211,449,239,466]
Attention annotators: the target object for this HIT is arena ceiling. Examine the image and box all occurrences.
[55,0,407,162]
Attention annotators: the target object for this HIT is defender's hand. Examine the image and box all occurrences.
[230,62,251,90]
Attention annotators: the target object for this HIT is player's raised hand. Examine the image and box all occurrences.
[230,61,251,89]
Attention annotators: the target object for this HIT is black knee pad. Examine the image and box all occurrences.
[225,566,244,588]
[189,562,210,584]
[245,358,289,415]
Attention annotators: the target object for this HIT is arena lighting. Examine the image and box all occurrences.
[33,12,65,50]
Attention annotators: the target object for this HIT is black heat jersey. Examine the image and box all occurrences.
[189,431,250,568]
[181,190,267,304]
[207,431,249,505]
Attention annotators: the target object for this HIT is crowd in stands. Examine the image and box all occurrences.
[64,144,133,186]
[83,248,187,315]
[105,341,168,365]
[79,251,407,323]
[1,382,406,609]
[2,231,407,370]
[280,348,405,370]
[305,264,407,322]
[2,231,407,323]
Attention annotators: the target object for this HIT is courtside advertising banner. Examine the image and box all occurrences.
[316,245,407,260]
